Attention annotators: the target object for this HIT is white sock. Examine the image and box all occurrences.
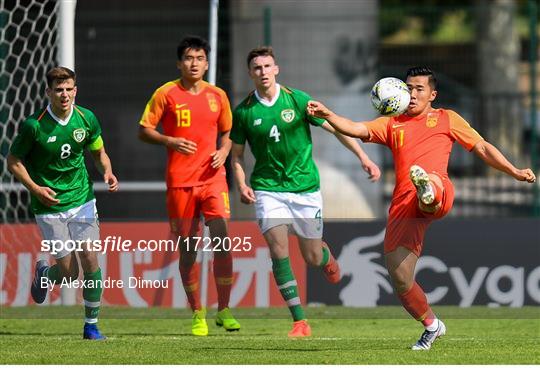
[425,318,439,332]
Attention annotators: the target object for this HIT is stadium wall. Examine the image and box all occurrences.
[310,219,540,307]
[1,219,538,307]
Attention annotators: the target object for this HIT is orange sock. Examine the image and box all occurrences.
[213,253,233,310]
[179,262,201,311]
[398,282,436,327]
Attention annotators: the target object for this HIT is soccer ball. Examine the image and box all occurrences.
[370,77,410,116]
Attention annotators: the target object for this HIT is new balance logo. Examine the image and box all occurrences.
[253,118,262,126]
[47,136,57,143]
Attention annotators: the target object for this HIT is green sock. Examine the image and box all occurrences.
[319,246,330,267]
[272,257,305,321]
[82,268,102,324]
[45,264,62,284]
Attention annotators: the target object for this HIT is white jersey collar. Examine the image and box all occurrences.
[254,83,281,107]
[47,104,74,126]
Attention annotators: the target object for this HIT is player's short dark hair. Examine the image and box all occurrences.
[406,66,437,90]
[46,66,76,88]
[246,46,276,68]
[177,36,210,60]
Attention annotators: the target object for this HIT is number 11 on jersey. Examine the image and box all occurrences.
[392,129,404,149]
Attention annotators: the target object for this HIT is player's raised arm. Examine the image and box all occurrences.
[230,143,256,204]
[307,100,369,139]
[472,140,536,183]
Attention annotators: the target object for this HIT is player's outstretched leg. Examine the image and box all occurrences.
[30,260,49,304]
[409,165,435,205]
[321,241,341,284]
[398,282,445,350]
[412,319,446,350]
[388,248,445,351]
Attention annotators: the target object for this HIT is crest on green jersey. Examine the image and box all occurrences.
[281,109,295,123]
[73,128,86,143]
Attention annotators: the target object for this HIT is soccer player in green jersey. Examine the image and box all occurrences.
[7,67,119,340]
[230,46,381,337]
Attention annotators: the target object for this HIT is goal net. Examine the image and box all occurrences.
[1,0,59,222]
[1,0,60,306]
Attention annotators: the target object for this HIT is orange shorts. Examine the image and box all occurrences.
[166,179,230,237]
[384,174,454,257]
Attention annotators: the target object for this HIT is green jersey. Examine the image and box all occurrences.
[231,85,325,193]
[10,105,102,215]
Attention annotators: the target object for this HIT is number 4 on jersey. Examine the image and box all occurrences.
[269,124,281,142]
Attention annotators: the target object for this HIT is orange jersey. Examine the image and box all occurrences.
[140,80,232,187]
[363,109,483,199]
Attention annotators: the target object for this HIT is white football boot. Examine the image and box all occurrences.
[409,165,435,205]
[412,320,446,350]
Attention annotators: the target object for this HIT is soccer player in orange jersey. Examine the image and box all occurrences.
[307,66,536,350]
[138,36,240,336]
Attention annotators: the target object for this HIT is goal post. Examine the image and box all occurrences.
[200,0,220,309]
[57,0,76,70]
[56,0,78,306]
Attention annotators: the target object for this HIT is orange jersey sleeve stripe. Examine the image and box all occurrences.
[139,81,178,129]
[447,110,484,151]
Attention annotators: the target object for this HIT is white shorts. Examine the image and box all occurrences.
[35,199,100,259]
[254,190,323,239]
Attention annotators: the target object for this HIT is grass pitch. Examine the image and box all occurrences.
[1,306,538,364]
